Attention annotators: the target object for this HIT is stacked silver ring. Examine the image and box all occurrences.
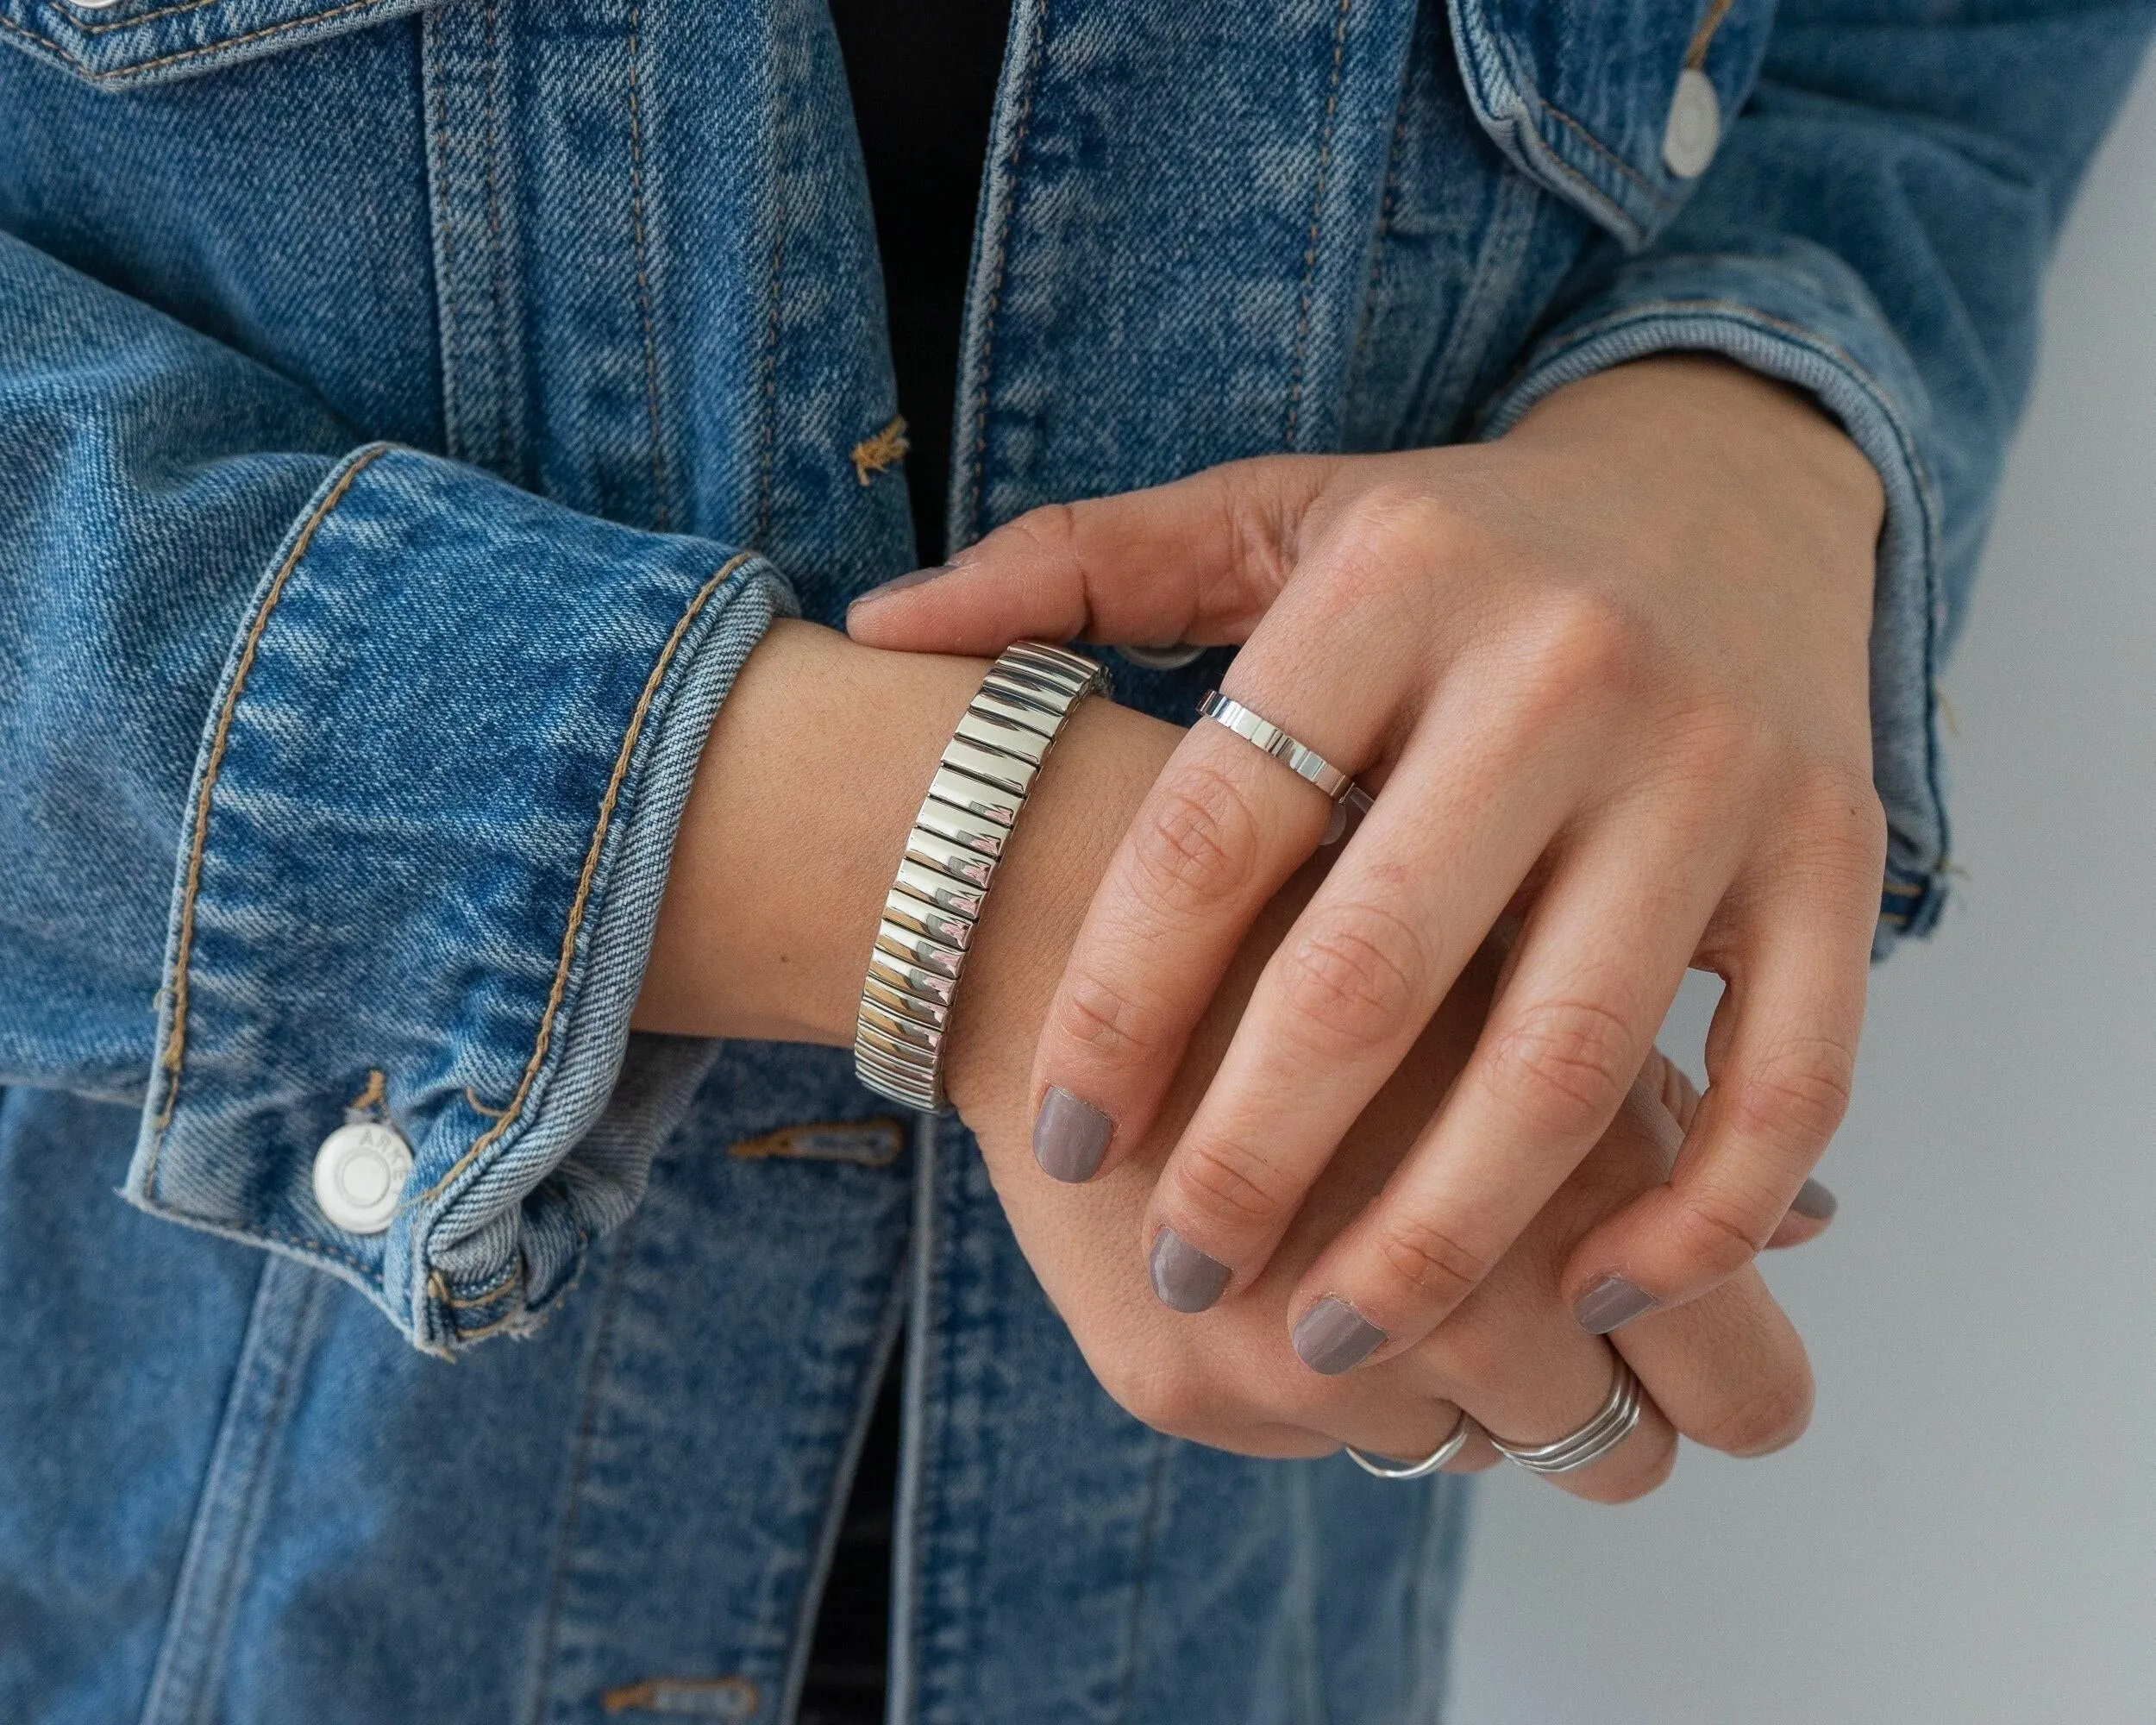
[1488,1356,1643,1476]
[854,641,1108,1113]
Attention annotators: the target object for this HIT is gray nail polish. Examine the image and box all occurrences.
[1789,1177,1839,1222]
[849,565,950,612]
[1292,1296,1386,1375]
[1574,1276,1658,1334]
[1032,1086,1112,1182]
[1149,1228,1231,1314]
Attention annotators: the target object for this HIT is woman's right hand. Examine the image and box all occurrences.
[951,834,1821,1500]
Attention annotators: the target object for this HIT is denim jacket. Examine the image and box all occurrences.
[1,1,2147,1719]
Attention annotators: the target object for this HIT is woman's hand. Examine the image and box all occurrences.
[848,355,1884,1364]
[637,622,1830,1490]
[951,837,1823,1498]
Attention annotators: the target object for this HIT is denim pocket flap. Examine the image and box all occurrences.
[0,0,436,87]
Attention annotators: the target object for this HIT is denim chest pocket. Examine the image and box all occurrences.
[1447,0,1778,250]
[0,0,436,85]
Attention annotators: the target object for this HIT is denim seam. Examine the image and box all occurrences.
[1283,0,1356,451]
[627,0,670,532]
[431,1264,520,1308]
[136,1258,323,1725]
[774,1256,910,1725]
[422,9,470,465]
[147,442,392,1157]
[523,1209,642,1725]
[477,0,512,475]
[418,550,760,1206]
[1539,97,1664,205]
[1683,0,1734,68]
[0,0,405,81]
[1347,91,1411,387]
[961,0,1050,543]
[1111,1438,1172,1724]
[757,188,783,548]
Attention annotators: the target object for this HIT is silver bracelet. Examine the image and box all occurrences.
[854,641,1108,1112]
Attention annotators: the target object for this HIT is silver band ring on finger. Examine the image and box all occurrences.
[1344,1409,1475,1480]
[1488,1356,1644,1477]
[1198,691,1375,844]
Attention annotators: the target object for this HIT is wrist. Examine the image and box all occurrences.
[633,619,1179,1068]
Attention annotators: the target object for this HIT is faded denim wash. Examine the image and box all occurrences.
[0,0,2148,1719]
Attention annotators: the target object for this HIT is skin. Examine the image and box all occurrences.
[846,355,1884,1364]
[634,620,1827,1499]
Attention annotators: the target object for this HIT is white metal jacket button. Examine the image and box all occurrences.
[312,1122,413,1234]
[1662,67,1722,179]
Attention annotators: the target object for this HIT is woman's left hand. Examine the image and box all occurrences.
[849,355,1883,1368]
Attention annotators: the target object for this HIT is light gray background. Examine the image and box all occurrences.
[1449,53,2156,1725]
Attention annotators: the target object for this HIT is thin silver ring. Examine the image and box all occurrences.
[1488,1356,1643,1477]
[1344,1410,1475,1480]
[1198,690,1361,802]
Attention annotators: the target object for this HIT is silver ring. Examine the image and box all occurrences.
[1344,1410,1475,1480]
[1198,690,1363,802]
[1488,1356,1643,1477]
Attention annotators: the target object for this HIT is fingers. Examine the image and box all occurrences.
[1279,813,1735,1367]
[1584,1057,1819,1455]
[1648,1049,1837,1250]
[1138,720,1570,1309]
[1614,1262,1814,1457]
[843,456,1336,655]
[1559,900,1870,1330]
[1025,540,1440,1193]
[1028,719,1332,1185]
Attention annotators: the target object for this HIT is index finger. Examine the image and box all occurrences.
[1025,712,1332,1187]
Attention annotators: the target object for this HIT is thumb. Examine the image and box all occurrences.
[844,454,1336,656]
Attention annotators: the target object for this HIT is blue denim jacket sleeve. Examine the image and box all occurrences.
[1473,2,2156,952]
[0,232,795,1352]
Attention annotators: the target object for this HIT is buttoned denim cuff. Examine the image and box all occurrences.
[1478,242,1950,957]
[125,444,799,1352]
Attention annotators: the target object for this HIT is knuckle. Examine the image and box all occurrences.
[1003,499,1083,563]
[1694,1370,1814,1458]
[1271,900,1427,1060]
[1669,1189,1775,1278]
[1174,1136,1294,1233]
[1104,1357,1207,1438]
[1320,487,1458,618]
[1127,762,1262,921]
[1518,587,1649,704]
[1782,763,1891,877]
[1369,1212,1491,1310]
[1729,1035,1857,1151]
[1050,963,1168,1073]
[1484,995,1641,1140]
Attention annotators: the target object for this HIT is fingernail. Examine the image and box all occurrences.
[1292,1296,1386,1375]
[849,566,950,612]
[1573,1276,1658,1334]
[1031,1086,1112,1182]
[1789,1177,1838,1222]
[1149,1227,1232,1314]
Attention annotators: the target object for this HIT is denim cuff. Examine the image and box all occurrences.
[1477,242,1950,956]
[125,444,797,1352]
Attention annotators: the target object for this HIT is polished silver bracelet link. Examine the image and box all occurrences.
[853,641,1109,1112]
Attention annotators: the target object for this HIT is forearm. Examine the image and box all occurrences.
[632,618,1179,1058]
